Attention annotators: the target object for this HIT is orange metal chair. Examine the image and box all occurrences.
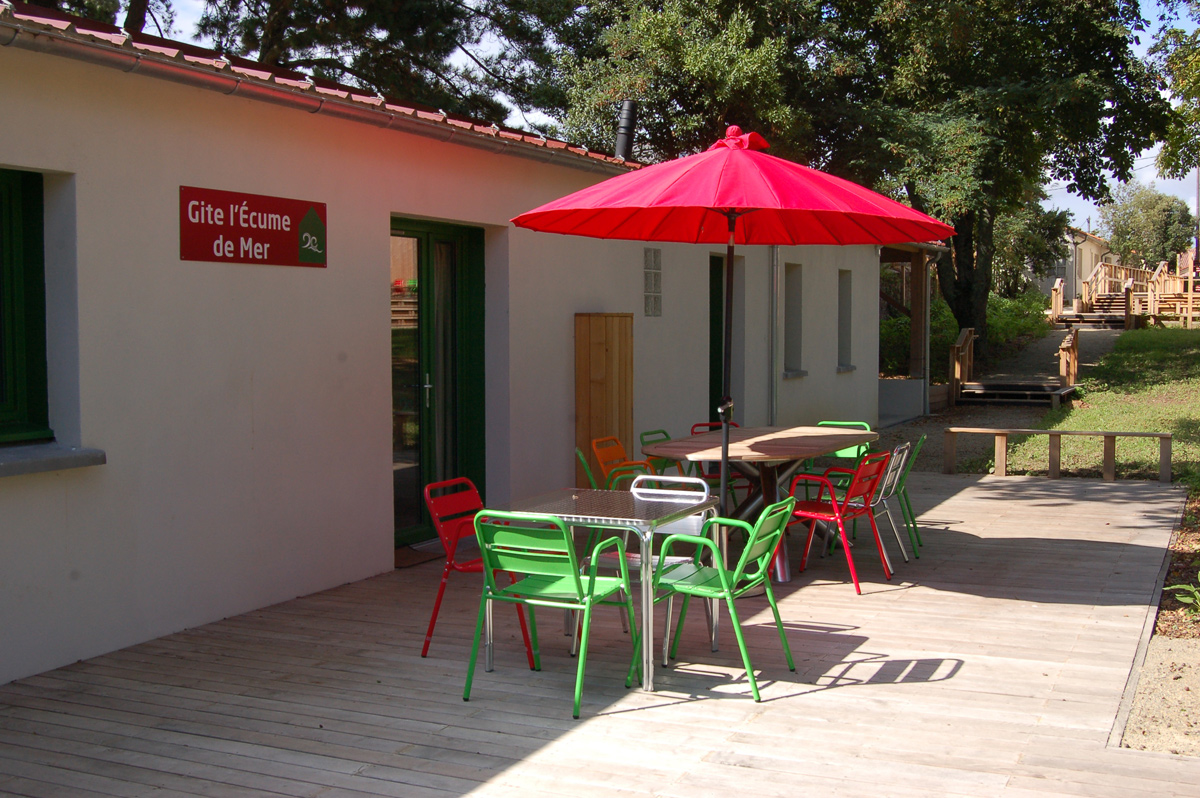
[788,451,893,594]
[421,478,535,668]
[591,436,655,484]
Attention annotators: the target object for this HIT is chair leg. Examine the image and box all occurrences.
[505,572,537,670]
[573,603,594,719]
[662,595,674,667]
[865,510,893,581]
[835,518,862,594]
[881,500,909,563]
[421,562,454,657]
[669,594,692,660]
[901,489,924,549]
[763,581,795,671]
[724,595,761,702]
[799,519,818,571]
[527,606,541,670]
[463,593,488,701]
[484,596,495,672]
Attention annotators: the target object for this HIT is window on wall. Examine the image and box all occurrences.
[0,169,53,443]
[837,268,853,371]
[643,248,662,316]
[783,262,804,376]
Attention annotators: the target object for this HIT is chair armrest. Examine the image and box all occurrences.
[586,535,631,589]
[788,473,838,503]
[822,466,855,477]
[654,534,731,592]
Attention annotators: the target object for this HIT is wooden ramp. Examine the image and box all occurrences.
[0,474,1195,797]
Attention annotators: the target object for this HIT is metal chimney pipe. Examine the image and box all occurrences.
[614,100,638,161]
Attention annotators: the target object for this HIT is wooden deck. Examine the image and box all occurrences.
[1,474,1196,797]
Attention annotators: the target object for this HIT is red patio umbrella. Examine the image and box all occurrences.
[513,126,954,514]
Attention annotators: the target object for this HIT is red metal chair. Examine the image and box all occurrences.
[421,478,535,668]
[788,451,893,594]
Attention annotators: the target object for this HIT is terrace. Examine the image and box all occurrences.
[1,473,1196,797]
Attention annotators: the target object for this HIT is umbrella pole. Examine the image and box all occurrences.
[719,217,736,517]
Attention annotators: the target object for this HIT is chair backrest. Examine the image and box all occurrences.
[690,421,739,435]
[817,420,872,459]
[606,460,654,490]
[839,451,891,513]
[874,442,912,503]
[630,474,710,502]
[895,434,926,491]
[474,510,584,599]
[729,497,796,585]
[592,436,629,479]
[424,477,483,558]
[640,429,676,474]
[575,448,598,489]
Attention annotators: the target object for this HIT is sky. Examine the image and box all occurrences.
[169,0,1198,234]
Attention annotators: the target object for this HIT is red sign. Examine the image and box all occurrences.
[179,186,327,267]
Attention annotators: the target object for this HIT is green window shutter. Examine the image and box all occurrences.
[0,169,53,443]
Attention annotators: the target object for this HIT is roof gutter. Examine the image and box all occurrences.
[0,17,627,176]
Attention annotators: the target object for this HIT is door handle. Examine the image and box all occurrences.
[423,373,432,408]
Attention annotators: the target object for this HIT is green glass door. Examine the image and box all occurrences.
[390,220,486,546]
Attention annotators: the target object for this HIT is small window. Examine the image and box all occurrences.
[0,169,53,443]
[837,268,853,370]
[643,248,662,316]
[783,262,804,376]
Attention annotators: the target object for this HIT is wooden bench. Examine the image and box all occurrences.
[943,427,1172,483]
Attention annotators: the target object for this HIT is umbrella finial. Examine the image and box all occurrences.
[709,126,770,152]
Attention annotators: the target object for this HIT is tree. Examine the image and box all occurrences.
[1099,181,1196,268]
[196,0,575,122]
[1152,1,1200,177]
[554,1,1170,354]
[26,0,176,36]
[992,199,1071,298]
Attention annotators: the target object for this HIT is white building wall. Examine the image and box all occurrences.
[0,43,879,684]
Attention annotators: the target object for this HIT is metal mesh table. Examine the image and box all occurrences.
[500,488,718,691]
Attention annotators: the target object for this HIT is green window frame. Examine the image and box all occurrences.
[0,168,53,443]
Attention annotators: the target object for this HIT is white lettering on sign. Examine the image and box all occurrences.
[240,237,270,260]
[231,202,291,231]
[213,235,234,258]
[188,200,225,225]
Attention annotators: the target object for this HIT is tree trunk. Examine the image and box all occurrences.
[123,0,148,33]
[936,209,995,357]
[260,0,294,66]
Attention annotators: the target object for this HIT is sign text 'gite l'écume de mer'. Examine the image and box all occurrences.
[179,186,327,268]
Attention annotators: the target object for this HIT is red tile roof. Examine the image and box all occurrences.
[0,1,636,173]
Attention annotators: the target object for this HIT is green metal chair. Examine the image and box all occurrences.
[464,510,641,719]
[652,497,797,702]
[894,434,927,555]
[640,429,690,476]
[576,447,599,489]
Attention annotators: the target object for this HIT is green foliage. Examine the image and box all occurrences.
[26,0,175,35]
[1001,329,1200,491]
[1097,181,1196,269]
[197,0,574,121]
[992,200,1070,298]
[1153,3,1200,177]
[556,0,803,161]
[1165,579,1200,615]
[985,292,1051,349]
[878,296,960,383]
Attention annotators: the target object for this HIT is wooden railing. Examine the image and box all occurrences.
[1050,277,1064,322]
[1143,262,1197,328]
[1058,328,1078,388]
[942,428,1172,482]
[947,327,976,408]
[1082,262,1153,310]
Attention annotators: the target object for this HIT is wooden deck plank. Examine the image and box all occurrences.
[0,474,1192,797]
